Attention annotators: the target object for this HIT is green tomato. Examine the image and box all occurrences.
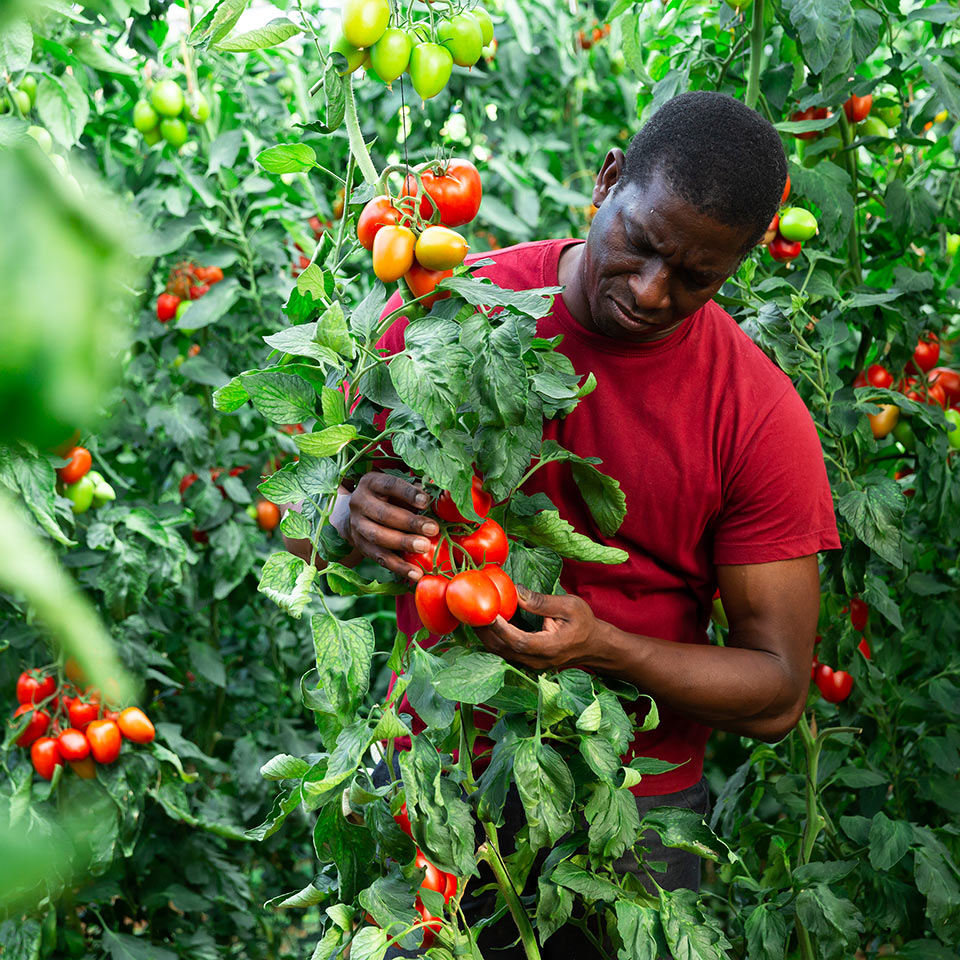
[64,475,95,514]
[409,43,453,101]
[26,125,52,155]
[173,353,186,368]
[277,76,294,97]
[133,99,159,133]
[945,408,960,450]
[437,14,483,68]
[143,126,163,146]
[160,117,189,149]
[778,208,818,242]
[18,75,37,106]
[150,79,185,118]
[473,8,494,45]
[893,418,916,451]
[12,88,31,114]
[859,115,890,152]
[946,232,960,259]
[245,504,259,520]
[370,28,412,84]
[49,154,68,177]
[87,470,116,506]
[330,33,367,75]
[187,92,210,124]
[176,301,191,321]
[341,0,390,48]
[877,102,901,127]
[725,0,753,8]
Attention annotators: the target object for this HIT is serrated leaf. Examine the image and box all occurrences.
[507,509,628,565]
[216,17,301,51]
[295,425,357,457]
[836,476,905,568]
[260,754,311,780]
[433,653,508,704]
[258,551,317,617]
[0,17,33,75]
[37,73,88,149]
[243,371,316,424]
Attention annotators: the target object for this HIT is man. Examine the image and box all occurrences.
[291,91,840,954]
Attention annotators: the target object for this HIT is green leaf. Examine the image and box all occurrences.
[640,807,730,862]
[216,17,301,51]
[536,876,574,944]
[263,322,338,364]
[660,888,732,960]
[324,562,407,597]
[868,811,913,871]
[187,640,226,687]
[0,17,33,75]
[550,860,620,902]
[744,903,787,960]
[507,509,628,565]
[309,612,375,729]
[258,551,317,617]
[515,738,575,850]
[279,508,311,540]
[174,277,241,331]
[315,301,355,359]
[615,900,666,960]
[258,143,317,174]
[570,461,627,537]
[585,783,640,859]
[243,371,317,425]
[260,754,311,780]
[835,475,905,568]
[196,0,247,43]
[439,276,561,318]
[796,885,864,955]
[350,281,387,344]
[295,425,358,457]
[258,463,303,503]
[37,73,89,149]
[433,653,508,704]
[69,35,138,76]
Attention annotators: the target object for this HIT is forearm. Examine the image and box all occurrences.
[586,621,805,741]
[280,486,363,569]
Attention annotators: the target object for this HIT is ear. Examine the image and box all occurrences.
[593,148,626,207]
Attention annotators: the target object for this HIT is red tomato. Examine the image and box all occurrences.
[791,107,818,140]
[58,446,92,485]
[858,637,871,660]
[394,801,413,837]
[415,850,446,895]
[13,704,50,747]
[780,173,790,206]
[843,94,872,123]
[197,265,224,284]
[157,293,181,322]
[442,871,458,904]
[403,535,451,574]
[31,737,63,780]
[16,670,56,705]
[179,473,199,496]
[70,756,97,779]
[929,368,960,404]
[256,500,281,532]
[415,574,460,635]
[768,234,802,262]
[404,261,452,309]
[69,697,100,730]
[189,284,210,300]
[445,570,501,626]
[902,377,947,408]
[57,727,91,761]
[912,334,940,373]
[415,897,442,949]
[848,598,869,632]
[814,664,853,703]
[402,158,483,227]
[434,476,493,523]
[810,653,819,680]
[117,707,155,744]
[452,518,509,566]
[279,423,305,435]
[852,371,868,388]
[762,212,779,246]
[481,565,518,620]
[86,720,122,763]
[356,195,411,251]
[866,364,893,389]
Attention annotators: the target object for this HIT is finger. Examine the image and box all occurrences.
[351,515,436,557]
[515,586,568,617]
[351,531,423,581]
[354,492,438,537]
[366,472,432,511]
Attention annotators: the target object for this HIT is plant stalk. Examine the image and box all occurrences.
[479,826,541,960]
[744,0,766,111]
[344,75,378,184]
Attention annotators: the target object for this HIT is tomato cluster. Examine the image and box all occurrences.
[156,261,224,323]
[359,158,481,302]
[576,21,611,50]
[810,612,871,704]
[55,444,116,515]
[406,477,518,633]
[789,95,895,156]
[133,79,209,151]
[11,669,155,781]
[386,802,458,949]
[761,175,819,264]
[334,0,495,99]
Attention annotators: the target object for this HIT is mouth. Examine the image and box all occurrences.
[609,298,662,332]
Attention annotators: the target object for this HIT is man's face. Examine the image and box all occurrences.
[580,155,753,342]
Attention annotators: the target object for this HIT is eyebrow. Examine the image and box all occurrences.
[623,216,722,281]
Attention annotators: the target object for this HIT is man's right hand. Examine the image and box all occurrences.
[346,473,440,581]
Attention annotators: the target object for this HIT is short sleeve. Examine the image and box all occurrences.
[713,385,840,565]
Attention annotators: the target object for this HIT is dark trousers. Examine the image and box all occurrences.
[377,764,710,959]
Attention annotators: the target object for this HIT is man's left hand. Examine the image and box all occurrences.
[476,587,602,672]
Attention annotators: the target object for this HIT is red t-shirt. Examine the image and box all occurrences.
[377,238,840,795]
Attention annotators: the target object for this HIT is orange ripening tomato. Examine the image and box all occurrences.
[843,93,872,123]
[404,261,452,309]
[256,500,281,532]
[372,225,416,282]
[414,225,468,271]
[58,445,92,484]
[117,707,155,743]
[868,404,899,439]
[86,719,122,764]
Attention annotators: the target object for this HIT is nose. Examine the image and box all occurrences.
[627,262,671,315]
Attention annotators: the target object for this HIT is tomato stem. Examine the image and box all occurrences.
[744,0,765,111]
[343,75,378,185]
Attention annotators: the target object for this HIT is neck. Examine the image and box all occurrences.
[558,241,592,330]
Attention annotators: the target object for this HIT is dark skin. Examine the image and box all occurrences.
[285,149,819,742]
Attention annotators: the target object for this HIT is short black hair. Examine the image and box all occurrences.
[622,92,787,252]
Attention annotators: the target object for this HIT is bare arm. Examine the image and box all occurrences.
[477,555,821,742]
[281,473,440,581]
